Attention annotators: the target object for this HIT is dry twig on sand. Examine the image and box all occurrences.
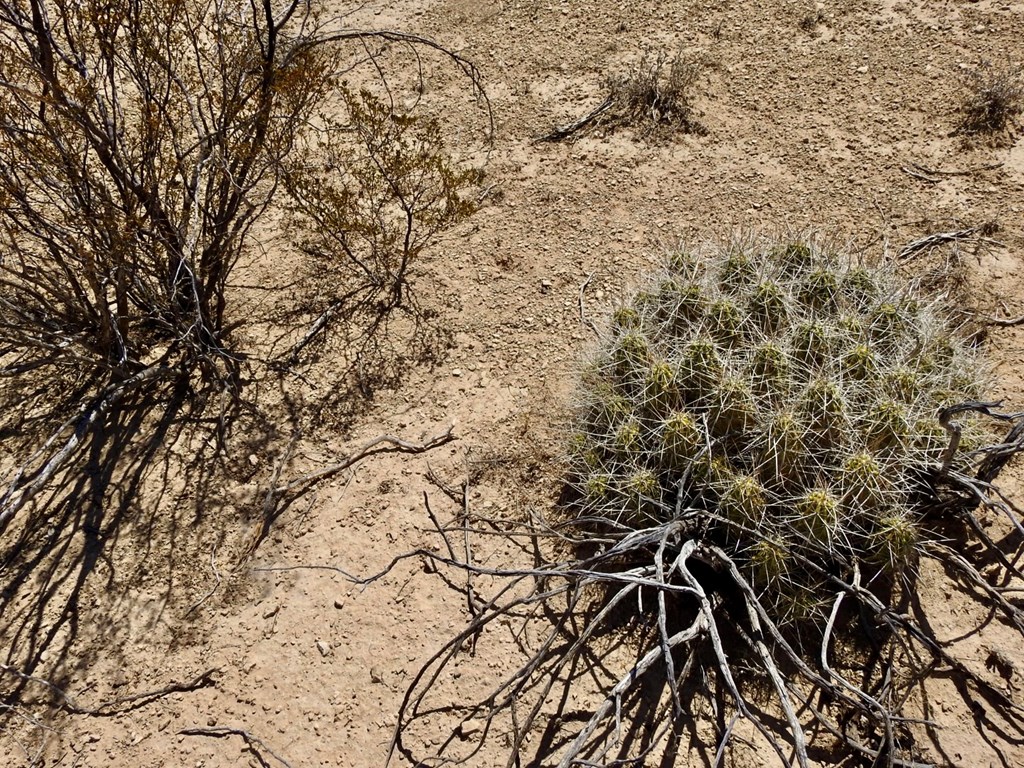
[0,665,217,717]
[179,726,293,768]
[242,427,456,560]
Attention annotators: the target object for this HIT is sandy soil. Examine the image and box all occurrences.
[3,0,1024,766]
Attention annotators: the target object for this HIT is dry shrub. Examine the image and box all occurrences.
[537,48,706,143]
[0,3,486,755]
[0,1,484,531]
[957,61,1023,142]
[601,49,707,139]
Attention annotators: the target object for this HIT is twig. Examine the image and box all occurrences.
[1,665,217,716]
[577,271,598,336]
[178,726,292,768]
[0,364,168,531]
[901,160,1003,183]
[534,97,614,143]
[185,544,223,616]
[274,426,456,495]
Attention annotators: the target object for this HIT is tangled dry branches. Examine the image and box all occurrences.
[381,403,1024,768]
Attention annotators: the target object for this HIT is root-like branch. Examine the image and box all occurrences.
[0,665,217,717]
[178,726,292,768]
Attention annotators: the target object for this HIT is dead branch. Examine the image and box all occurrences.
[896,225,1003,260]
[241,427,456,561]
[534,97,614,143]
[0,364,169,532]
[0,665,217,717]
[900,161,1003,183]
[178,726,292,768]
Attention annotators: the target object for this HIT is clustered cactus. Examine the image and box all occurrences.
[568,237,987,620]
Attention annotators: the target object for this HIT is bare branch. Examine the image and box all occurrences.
[178,726,292,768]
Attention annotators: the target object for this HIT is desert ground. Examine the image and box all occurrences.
[3,0,1024,766]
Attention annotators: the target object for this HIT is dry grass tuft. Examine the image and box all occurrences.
[957,61,1023,142]
[600,49,706,139]
[536,49,706,143]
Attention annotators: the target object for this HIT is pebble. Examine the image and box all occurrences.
[316,640,331,657]
[459,719,483,737]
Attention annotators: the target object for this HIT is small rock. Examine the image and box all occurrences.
[333,598,345,610]
[248,453,259,467]
[540,279,553,293]
[451,369,462,377]
[316,640,331,657]
[206,716,217,727]
[262,605,279,619]
[370,666,385,684]
[84,734,101,744]
[459,719,483,738]
[856,65,868,74]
